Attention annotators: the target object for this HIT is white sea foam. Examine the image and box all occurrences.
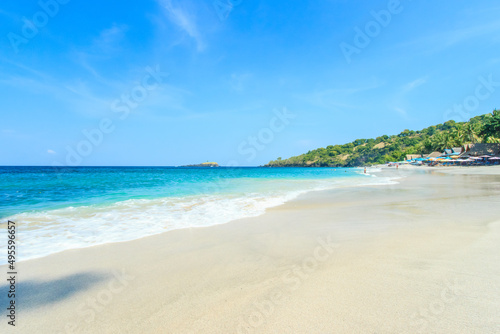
[0,175,398,264]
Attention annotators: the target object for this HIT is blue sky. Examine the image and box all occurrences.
[1,0,499,166]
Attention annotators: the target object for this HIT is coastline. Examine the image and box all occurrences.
[2,167,500,333]
[0,167,394,265]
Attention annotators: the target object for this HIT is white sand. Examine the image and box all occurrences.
[1,168,500,333]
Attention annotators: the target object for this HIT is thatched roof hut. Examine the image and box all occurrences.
[460,143,500,157]
[406,154,422,160]
[425,151,442,158]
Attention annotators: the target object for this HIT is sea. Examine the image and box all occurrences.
[0,166,397,264]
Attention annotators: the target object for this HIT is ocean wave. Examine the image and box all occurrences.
[0,175,398,264]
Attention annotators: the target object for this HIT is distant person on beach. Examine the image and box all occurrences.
[364,167,367,174]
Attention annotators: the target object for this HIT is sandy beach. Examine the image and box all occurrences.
[4,0,500,332]
[2,167,500,333]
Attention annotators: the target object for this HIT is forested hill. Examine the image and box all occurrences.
[265,110,500,167]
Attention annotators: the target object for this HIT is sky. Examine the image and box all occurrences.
[1,0,499,166]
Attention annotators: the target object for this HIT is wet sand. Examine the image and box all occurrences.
[2,167,500,333]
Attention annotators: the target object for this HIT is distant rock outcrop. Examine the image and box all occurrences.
[183,162,219,167]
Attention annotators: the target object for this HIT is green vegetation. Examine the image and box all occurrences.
[266,110,500,167]
[184,162,219,167]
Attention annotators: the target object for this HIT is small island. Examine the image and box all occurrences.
[182,162,219,167]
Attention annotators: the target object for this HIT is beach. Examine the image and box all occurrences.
[2,167,500,333]
[4,0,500,333]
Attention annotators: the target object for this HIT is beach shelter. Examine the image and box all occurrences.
[426,152,443,158]
[488,157,500,164]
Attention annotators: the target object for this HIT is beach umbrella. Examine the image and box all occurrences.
[468,157,481,160]
[478,155,492,158]
[450,155,460,159]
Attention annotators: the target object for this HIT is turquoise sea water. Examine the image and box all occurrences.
[0,166,394,263]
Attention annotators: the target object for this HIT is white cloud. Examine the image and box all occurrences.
[297,81,383,109]
[296,139,314,148]
[0,72,110,118]
[397,20,500,54]
[403,77,427,93]
[0,58,49,79]
[394,107,407,116]
[92,24,128,53]
[0,8,20,22]
[157,0,205,51]
[230,73,253,92]
[47,149,57,155]
[68,24,129,83]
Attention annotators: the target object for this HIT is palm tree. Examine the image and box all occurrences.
[463,122,481,144]
[486,136,500,144]
[482,109,500,138]
[422,138,433,153]
[431,132,446,151]
[450,124,464,145]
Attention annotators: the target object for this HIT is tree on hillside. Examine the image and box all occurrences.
[482,109,500,138]
[486,136,500,143]
[422,138,433,153]
[265,110,498,167]
[463,122,482,144]
[450,124,464,145]
[431,132,445,151]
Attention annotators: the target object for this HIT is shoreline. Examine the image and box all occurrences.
[2,167,500,333]
[1,169,396,265]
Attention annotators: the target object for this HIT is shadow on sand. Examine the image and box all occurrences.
[0,271,109,310]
